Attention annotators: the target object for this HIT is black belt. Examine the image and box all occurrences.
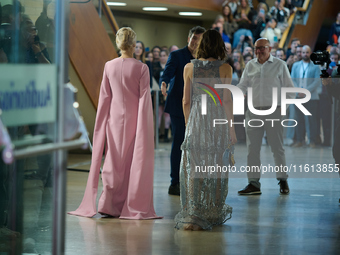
[253,106,281,110]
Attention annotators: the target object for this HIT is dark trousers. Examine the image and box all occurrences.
[319,94,332,145]
[0,161,9,226]
[296,100,318,143]
[333,115,340,166]
[169,114,185,186]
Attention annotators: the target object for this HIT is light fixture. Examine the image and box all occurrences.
[179,12,202,16]
[142,7,168,11]
[107,2,127,6]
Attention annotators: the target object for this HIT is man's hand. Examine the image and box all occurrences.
[161,81,168,97]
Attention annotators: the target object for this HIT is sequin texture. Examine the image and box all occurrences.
[175,59,233,230]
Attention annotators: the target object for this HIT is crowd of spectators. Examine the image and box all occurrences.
[132,3,340,147]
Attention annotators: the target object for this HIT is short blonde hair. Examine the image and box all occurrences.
[116,27,136,51]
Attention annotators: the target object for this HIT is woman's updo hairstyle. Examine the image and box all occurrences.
[116,27,136,51]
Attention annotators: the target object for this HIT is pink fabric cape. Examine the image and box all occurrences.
[68,58,161,219]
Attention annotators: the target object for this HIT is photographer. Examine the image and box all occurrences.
[0,3,13,63]
[20,15,50,64]
[322,69,340,167]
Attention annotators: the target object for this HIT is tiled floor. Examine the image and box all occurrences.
[65,143,340,255]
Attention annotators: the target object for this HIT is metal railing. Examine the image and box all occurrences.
[278,0,312,49]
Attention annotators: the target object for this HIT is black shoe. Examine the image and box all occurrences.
[278,180,289,195]
[168,184,180,196]
[238,184,262,195]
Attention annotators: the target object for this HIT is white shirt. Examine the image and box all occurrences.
[237,54,295,107]
[299,61,310,89]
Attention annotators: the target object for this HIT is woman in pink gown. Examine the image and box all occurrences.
[69,27,161,219]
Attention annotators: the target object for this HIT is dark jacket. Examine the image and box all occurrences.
[159,46,194,117]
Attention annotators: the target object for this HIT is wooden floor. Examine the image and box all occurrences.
[65,143,340,255]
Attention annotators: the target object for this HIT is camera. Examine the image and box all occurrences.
[34,34,40,44]
[311,50,340,78]
[310,50,330,65]
[0,24,12,51]
[244,36,251,42]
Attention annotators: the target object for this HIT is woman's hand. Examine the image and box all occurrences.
[229,127,237,145]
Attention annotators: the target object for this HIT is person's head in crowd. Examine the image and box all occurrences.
[243,53,253,65]
[293,53,298,62]
[116,27,136,55]
[233,49,241,62]
[146,51,153,62]
[276,0,285,8]
[290,38,300,53]
[159,49,169,65]
[271,48,277,56]
[169,45,179,52]
[336,12,340,23]
[232,49,245,69]
[214,14,225,25]
[152,46,161,61]
[239,0,250,13]
[330,46,340,54]
[329,53,340,64]
[161,46,168,51]
[243,46,253,57]
[296,44,303,61]
[225,42,232,55]
[1,3,23,24]
[196,29,227,61]
[222,4,234,22]
[301,45,311,63]
[20,15,39,49]
[134,40,145,63]
[257,2,268,14]
[187,26,206,55]
[212,15,224,35]
[326,44,333,52]
[268,18,278,29]
[276,48,286,60]
[254,38,271,64]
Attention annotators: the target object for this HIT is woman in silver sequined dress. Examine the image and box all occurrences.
[175,29,237,231]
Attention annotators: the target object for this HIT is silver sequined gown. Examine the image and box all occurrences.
[175,59,233,230]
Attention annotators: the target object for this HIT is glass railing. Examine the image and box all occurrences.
[0,1,87,254]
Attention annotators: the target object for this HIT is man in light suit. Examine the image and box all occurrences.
[159,26,205,195]
[291,45,322,148]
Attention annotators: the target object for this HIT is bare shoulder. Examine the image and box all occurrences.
[184,63,194,74]
[220,63,232,71]
[219,63,232,77]
[184,62,194,70]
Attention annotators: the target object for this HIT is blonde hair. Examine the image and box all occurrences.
[116,27,136,51]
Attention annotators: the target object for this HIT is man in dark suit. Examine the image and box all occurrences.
[160,26,205,195]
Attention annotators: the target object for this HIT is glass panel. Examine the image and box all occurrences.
[0,0,59,254]
[0,152,55,254]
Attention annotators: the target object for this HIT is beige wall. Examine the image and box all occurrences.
[68,60,96,146]
[20,0,56,23]
[105,14,212,50]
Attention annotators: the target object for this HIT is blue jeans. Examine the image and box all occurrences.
[285,105,296,140]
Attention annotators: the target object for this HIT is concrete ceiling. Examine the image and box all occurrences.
[106,0,220,21]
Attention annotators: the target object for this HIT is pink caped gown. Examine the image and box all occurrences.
[68,58,162,219]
